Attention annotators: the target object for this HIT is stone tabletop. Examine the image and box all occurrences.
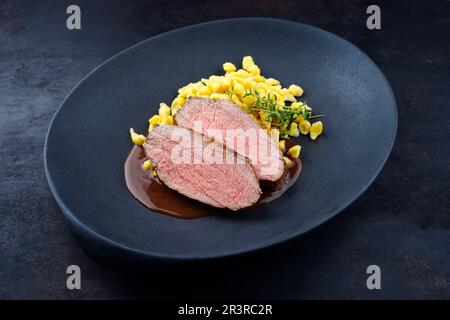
[0,0,449,299]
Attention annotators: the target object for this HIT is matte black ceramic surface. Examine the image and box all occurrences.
[44,18,397,263]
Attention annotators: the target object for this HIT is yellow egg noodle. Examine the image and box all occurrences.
[130,56,324,159]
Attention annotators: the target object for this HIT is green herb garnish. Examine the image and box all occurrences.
[243,90,325,136]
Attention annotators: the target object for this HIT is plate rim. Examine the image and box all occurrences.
[44,17,398,261]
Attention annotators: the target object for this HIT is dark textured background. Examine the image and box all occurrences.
[1,0,449,299]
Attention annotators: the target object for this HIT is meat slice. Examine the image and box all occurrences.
[174,97,284,181]
[143,125,261,211]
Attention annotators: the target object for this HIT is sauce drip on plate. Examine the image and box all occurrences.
[124,140,301,219]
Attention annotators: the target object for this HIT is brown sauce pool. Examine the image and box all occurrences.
[124,140,302,219]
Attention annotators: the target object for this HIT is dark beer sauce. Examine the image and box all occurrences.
[124,140,302,219]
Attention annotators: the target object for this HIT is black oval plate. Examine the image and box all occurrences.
[45,18,397,264]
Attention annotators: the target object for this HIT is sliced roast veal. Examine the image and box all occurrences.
[143,125,261,211]
[174,97,284,181]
